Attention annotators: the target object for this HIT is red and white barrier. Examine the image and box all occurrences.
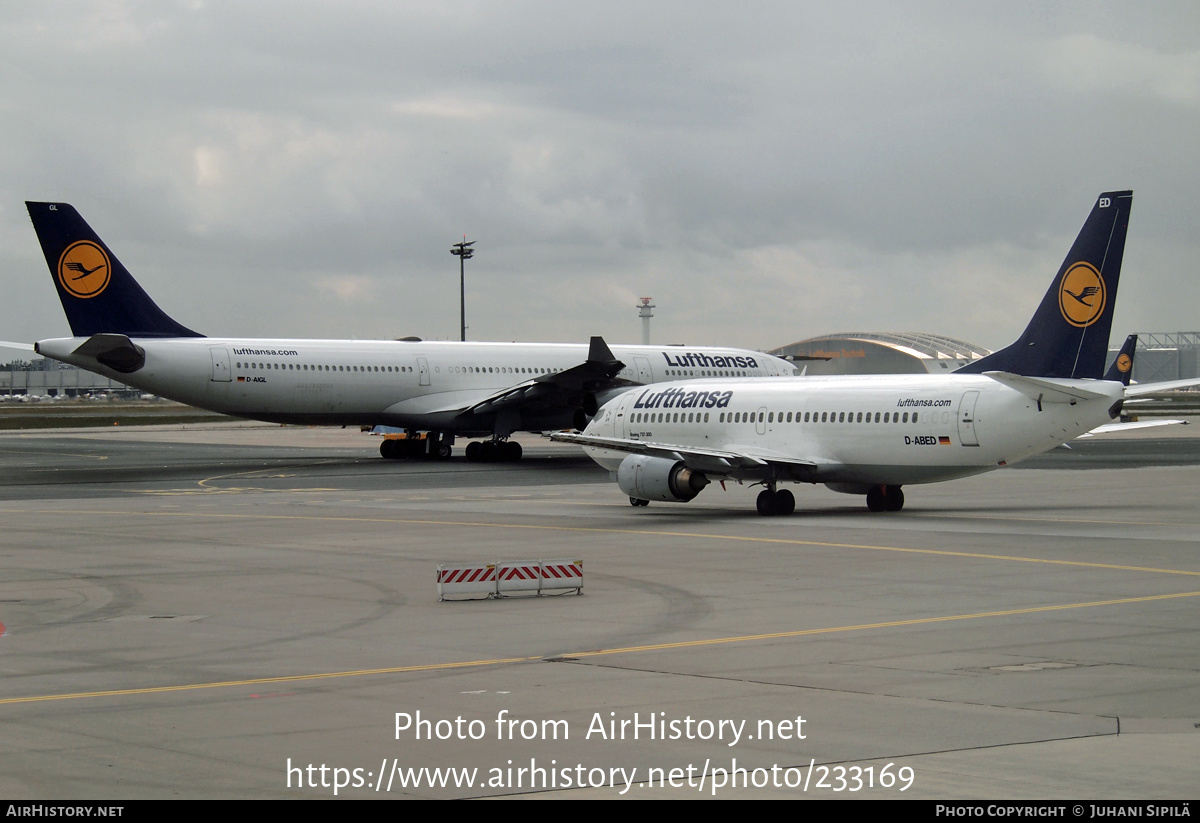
[437,563,497,600]
[438,559,583,600]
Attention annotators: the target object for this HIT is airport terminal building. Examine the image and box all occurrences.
[1,358,136,398]
[770,332,990,375]
[770,331,1200,384]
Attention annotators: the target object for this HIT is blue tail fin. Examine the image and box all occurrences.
[26,202,202,338]
[1104,334,1137,386]
[957,191,1131,379]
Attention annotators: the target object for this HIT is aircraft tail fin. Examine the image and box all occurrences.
[957,191,1131,379]
[26,202,202,338]
[1104,334,1137,385]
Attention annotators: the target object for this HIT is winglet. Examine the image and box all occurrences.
[26,202,202,338]
[957,191,1132,379]
[587,335,619,366]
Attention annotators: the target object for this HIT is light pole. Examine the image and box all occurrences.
[450,238,474,342]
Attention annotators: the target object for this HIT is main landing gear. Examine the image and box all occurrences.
[756,486,795,516]
[865,485,904,512]
[379,432,453,460]
[464,439,523,463]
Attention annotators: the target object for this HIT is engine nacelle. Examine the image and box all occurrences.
[617,455,709,503]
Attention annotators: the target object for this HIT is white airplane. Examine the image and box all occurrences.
[24,202,795,461]
[553,190,1163,514]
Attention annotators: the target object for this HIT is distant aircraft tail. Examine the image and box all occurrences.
[957,191,1131,380]
[1104,334,1137,385]
[25,202,202,338]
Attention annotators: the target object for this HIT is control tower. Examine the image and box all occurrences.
[638,297,655,345]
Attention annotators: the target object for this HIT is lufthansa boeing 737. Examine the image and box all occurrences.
[553,191,1164,513]
[23,202,795,461]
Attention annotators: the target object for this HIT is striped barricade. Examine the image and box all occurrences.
[437,563,497,601]
[439,559,583,599]
[496,562,543,595]
[538,559,584,594]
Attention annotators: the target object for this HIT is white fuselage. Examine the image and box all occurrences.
[34,336,791,433]
[581,373,1125,487]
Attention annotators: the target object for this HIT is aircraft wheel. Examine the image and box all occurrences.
[629,496,643,507]
[465,441,482,462]
[866,486,887,512]
[479,441,498,462]
[776,489,795,516]
[886,486,905,512]
[503,441,523,461]
[437,443,452,459]
[756,489,778,516]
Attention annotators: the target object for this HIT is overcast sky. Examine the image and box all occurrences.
[2,1,1198,356]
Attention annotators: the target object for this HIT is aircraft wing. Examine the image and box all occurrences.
[454,335,631,418]
[550,431,825,479]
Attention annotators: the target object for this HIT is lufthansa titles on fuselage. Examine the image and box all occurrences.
[896,398,953,408]
[632,387,734,410]
[660,351,758,369]
[232,346,299,357]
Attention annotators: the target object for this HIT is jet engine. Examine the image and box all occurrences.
[617,454,709,503]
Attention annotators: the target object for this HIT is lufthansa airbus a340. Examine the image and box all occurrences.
[554,191,1163,514]
[21,202,795,461]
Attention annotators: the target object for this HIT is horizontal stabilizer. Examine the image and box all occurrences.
[71,334,147,373]
[1082,419,1188,437]
[983,371,1109,403]
[1125,378,1200,397]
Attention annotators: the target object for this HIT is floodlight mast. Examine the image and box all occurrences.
[450,238,475,342]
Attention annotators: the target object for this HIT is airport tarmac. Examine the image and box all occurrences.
[0,422,1198,799]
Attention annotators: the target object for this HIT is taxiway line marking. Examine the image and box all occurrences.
[3,590,1197,706]
[565,590,1200,656]
[3,507,1199,578]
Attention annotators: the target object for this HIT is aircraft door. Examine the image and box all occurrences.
[755,406,767,436]
[616,394,631,438]
[633,356,653,383]
[210,348,231,382]
[958,390,980,446]
[417,357,430,386]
